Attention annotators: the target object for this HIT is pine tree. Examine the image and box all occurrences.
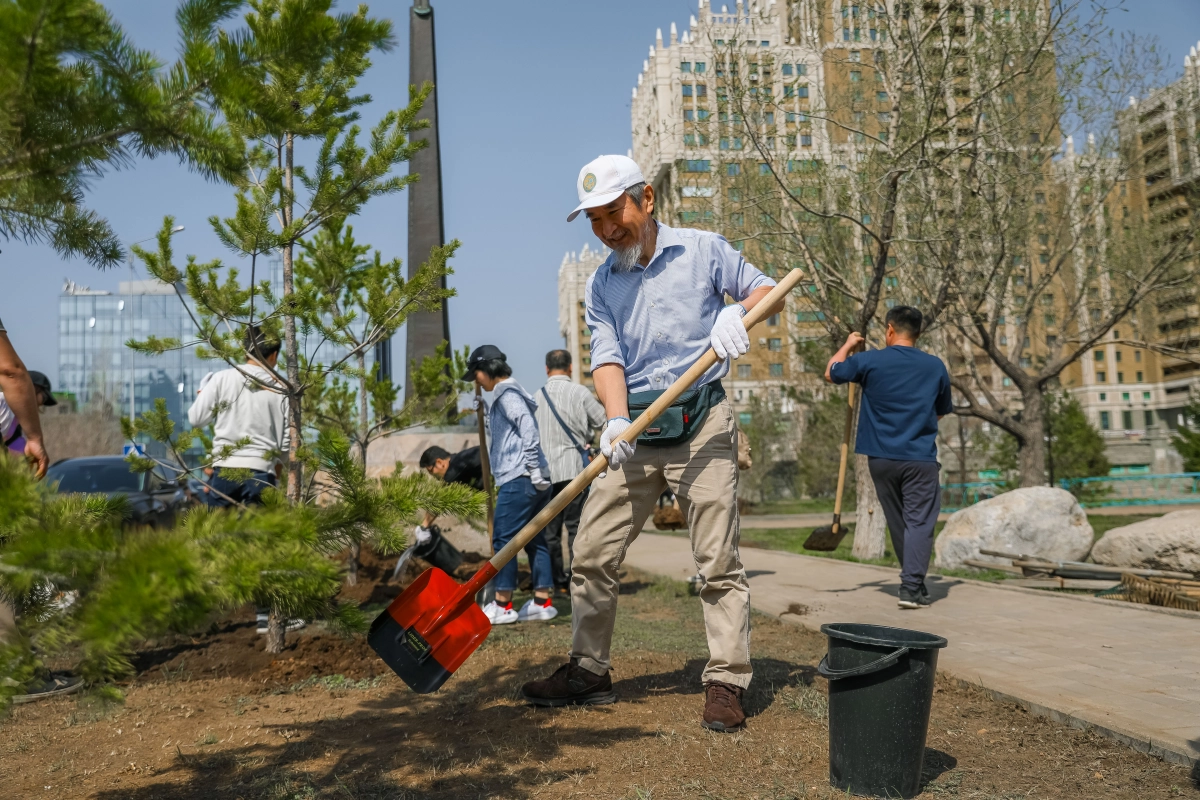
[1171,398,1200,473]
[293,220,471,582]
[1045,392,1110,483]
[129,0,460,649]
[988,390,1109,494]
[0,418,485,701]
[0,0,246,267]
[131,0,453,508]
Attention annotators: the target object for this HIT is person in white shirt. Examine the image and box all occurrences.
[534,349,605,592]
[188,326,289,506]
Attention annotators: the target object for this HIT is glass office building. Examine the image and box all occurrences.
[59,279,213,433]
[59,265,380,449]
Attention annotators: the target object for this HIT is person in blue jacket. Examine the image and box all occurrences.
[465,345,557,625]
[826,306,952,609]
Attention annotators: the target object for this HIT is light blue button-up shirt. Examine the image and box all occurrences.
[585,222,776,394]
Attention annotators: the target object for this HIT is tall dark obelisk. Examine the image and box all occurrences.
[402,0,450,401]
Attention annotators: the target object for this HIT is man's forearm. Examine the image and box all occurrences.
[739,284,784,318]
[825,341,857,382]
[592,364,629,420]
[0,333,43,442]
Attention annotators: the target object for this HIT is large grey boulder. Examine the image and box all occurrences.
[1091,510,1200,573]
[934,486,1093,570]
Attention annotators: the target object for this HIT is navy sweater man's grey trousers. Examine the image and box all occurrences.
[867,457,942,591]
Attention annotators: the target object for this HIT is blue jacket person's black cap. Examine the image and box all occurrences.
[461,345,507,380]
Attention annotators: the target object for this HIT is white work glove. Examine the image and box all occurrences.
[710,303,750,360]
[529,469,551,492]
[413,525,433,546]
[599,417,636,474]
[469,395,484,412]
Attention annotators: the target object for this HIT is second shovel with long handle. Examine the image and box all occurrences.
[803,379,859,551]
[473,384,497,603]
[368,268,805,693]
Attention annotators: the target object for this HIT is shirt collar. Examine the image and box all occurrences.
[546,374,571,382]
[603,221,684,274]
[650,221,684,265]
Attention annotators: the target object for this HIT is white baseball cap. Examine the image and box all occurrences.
[567,154,646,222]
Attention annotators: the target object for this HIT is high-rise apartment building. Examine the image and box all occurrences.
[628,2,821,427]
[558,244,608,387]
[620,3,1199,478]
[1108,45,1200,455]
[1068,45,1199,473]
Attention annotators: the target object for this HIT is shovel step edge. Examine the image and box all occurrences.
[368,611,454,694]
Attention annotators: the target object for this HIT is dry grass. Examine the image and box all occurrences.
[3,569,1195,799]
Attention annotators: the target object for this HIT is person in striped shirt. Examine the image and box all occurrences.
[521,155,783,733]
[534,349,606,593]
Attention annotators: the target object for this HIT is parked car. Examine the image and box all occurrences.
[45,456,192,528]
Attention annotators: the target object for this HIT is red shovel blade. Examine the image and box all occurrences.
[368,564,496,693]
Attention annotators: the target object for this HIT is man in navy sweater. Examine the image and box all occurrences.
[826,306,952,609]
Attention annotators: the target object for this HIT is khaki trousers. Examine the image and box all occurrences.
[569,399,752,688]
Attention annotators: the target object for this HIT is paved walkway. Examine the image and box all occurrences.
[623,533,1200,766]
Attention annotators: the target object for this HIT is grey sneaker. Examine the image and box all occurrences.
[898,586,930,609]
[12,673,84,705]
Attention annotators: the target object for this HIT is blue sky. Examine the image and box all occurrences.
[3,0,1197,392]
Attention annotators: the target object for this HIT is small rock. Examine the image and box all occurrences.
[1090,510,1200,573]
[934,486,1093,570]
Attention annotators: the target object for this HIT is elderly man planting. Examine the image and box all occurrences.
[520,155,782,732]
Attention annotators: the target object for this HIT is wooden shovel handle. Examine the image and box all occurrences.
[830,383,857,524]
[830,342,864,525]
[488,268,806,571]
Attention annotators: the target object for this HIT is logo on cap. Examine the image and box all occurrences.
[582,173,597,192]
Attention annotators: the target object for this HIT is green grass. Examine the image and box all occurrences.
[743,498,845,516]
[1086,514,1158,541]
[481,575,709,659]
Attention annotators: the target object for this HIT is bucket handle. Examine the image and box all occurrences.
[817,647,910,680]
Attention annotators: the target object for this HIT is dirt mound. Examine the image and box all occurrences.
[130,543,490,687]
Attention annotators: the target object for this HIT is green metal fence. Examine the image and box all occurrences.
[941,473,1200,512]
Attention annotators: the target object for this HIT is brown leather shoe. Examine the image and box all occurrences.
[702,681,746,732]
[520,660,616,707]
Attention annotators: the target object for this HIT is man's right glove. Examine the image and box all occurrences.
[413,525,433,546]
[599,417,636,473]
[710,303,750,360]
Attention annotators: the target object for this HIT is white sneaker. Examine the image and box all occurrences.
[482,601,518,625]
[516,598,559,622]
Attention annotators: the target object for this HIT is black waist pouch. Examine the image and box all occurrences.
[628,380,726,447]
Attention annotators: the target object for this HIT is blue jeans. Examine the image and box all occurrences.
[492,476,553,592]
[203,468,276,507]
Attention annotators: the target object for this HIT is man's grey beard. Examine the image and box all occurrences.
[610,218,656,273]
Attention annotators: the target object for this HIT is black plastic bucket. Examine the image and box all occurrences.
[412,525,463,575]
[818,623,948,798]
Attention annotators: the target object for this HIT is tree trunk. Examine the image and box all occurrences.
[346,541,360,586]
[851,453,888,560]
[282,131,303,504]
[265,608,285,654]
[1017,387,1047,488]
[345,351,370,585]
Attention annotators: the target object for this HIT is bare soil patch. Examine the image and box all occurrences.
[4,546,1196,799]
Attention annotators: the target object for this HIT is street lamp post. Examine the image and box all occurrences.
[126,225,185,445]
